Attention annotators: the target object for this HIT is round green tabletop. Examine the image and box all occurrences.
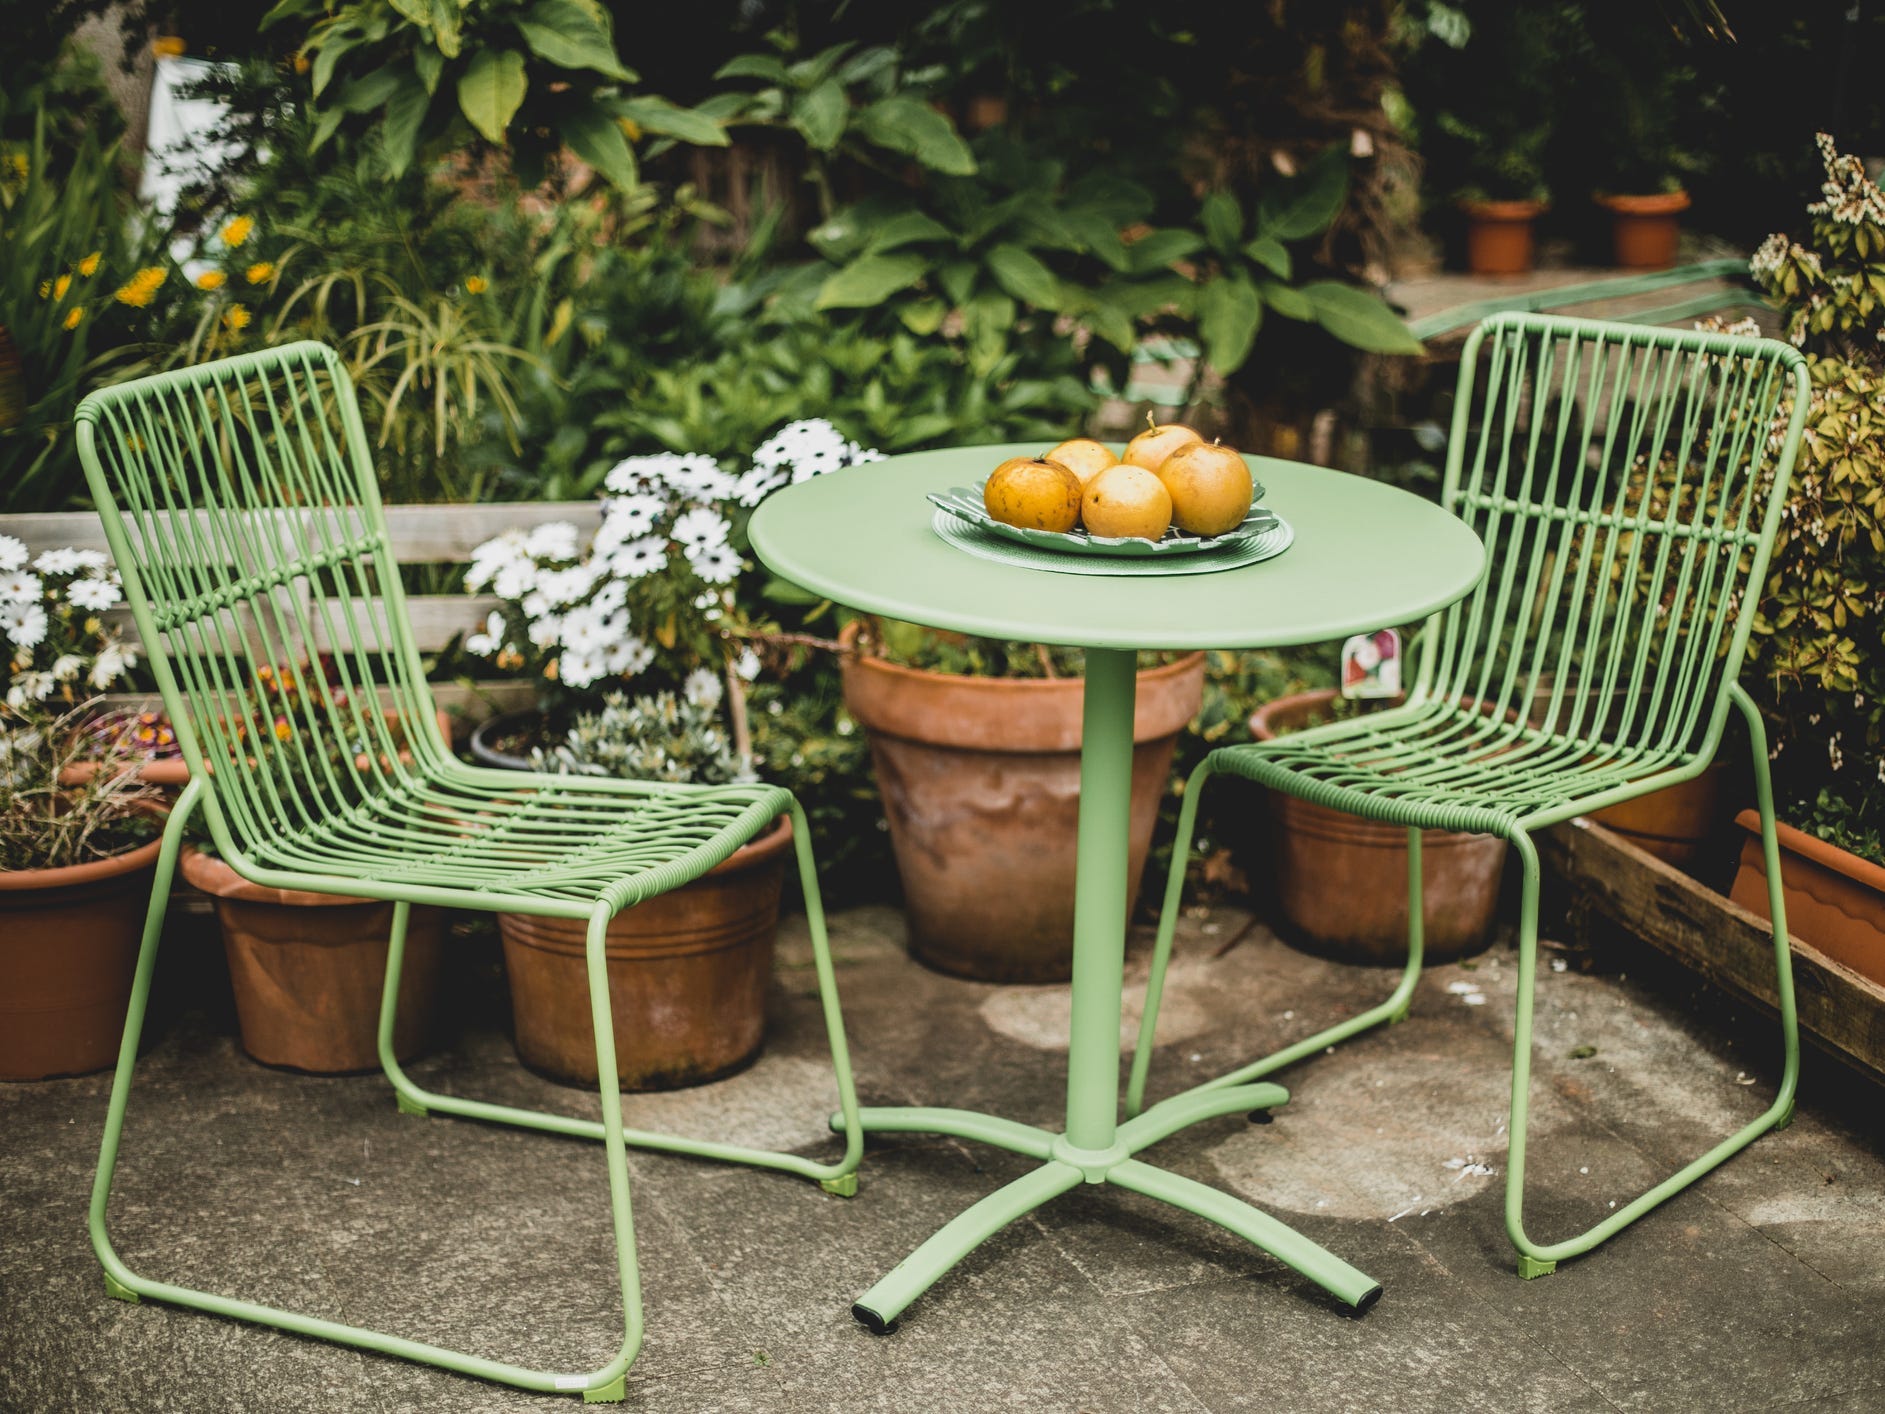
[749,443,1487,649]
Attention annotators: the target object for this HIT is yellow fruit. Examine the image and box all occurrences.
[1156,439,1254,535]
[1081,464,1173,540]
[984,456,1083,533]
[1043,437,1117,486]
[1122,411,1203,472]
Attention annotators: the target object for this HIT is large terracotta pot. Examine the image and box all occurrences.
[1729,810,1885,986]
[841,636,1207,983]
[179,848,445,1073]
[0,839,163,1080]
[1596,190,1691,271]
[498,815,792,1090]
[1590,760,1732,868]
[1250,690,1505,964]
[1460,199,1548,276]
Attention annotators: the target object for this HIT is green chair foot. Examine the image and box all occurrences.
[1516,1254,1557,1280]
[394,1091,429,1118]
[103,1272,140,1303]
[581,1375,626,1403]
[819,1173,859,1198]
[1387,1005,1412,1025]
[1773,1099,1796,1132]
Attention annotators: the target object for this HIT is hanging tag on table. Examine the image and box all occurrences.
[1340,629,1401,700]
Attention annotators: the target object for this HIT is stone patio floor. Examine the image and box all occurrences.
[4,895,1883,1414]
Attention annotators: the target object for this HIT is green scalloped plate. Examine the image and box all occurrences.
[926,480,1274,558]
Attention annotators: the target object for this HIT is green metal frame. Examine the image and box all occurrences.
[75,343,863,1402]
[1128,311,1812,1277]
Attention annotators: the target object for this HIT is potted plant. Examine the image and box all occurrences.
[1246,690,1504,963]
[1725,134,1885,983]
[460,419,883,1087]
[0,705,164,1080]
[175,659,447,1073]
[840,618,1206,983]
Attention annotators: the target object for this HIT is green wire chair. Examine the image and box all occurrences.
[76,342,863,1403]
[1128,311,1812,1278]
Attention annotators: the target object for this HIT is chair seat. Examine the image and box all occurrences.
[229,765,791,912]
[1209,698,1695,835]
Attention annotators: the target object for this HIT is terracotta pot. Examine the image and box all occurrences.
[841,634,1207,983]
[1729,810,1885,985]
[1250,690,1505,964]
[179,848,444,1073]
[1590,760,1731,867]
[0,839,163,1080]
[498,815,791,1090]
[1596,190,1691,271]
[1459,199,1548,276]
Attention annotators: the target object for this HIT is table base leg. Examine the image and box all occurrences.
[843,1098,1379,1331]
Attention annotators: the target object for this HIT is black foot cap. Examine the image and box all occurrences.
[1342,1285,1385,1319]
[851,1302,899,1336]
[1248,1110,1276,1125]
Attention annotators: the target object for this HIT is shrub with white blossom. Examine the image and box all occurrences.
[0,535,141,715]
[532,676,755,786]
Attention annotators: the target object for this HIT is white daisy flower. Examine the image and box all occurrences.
[68,576,122,611]
[683,667,724,709]
[50,653,86,682]
[1,601,49,648]
[734,647,762,682]
[465,530,529,591]
[464,610,506,657]
[492,561,539,601]
[686,542,741,584]
[524,521,581,561]
[527,615,563,649]
[601,494,665,539]
[559,607,607,654]
[603,454,678,494]
[591,579,628,615]
[602,636,654,676]
[89,640,135,688]
[520,590,551,620]
[69,548,109,571]
[735,466,788,507]
[34,548,84,574]
[560,649,606,688]
[6,671,54,709]
[0,572,43,604]
[664,453,737,501]
[608,537,668,580]
[672,508,730,550]
[538,564,597,607]
[0,535,26,572]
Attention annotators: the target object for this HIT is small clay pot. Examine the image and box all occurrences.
[1459,198,1549,276]
[498,815,792,1090]
[179,848,444,1073]
[1729,810,1885,985]
[841,631,1206,983]
[1596,190,1691,271]
[0,839,163,1081]
[1250,690,1506,964]
[1590,760,1732,867]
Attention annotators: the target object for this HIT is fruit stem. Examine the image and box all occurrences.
[1145,409,1157,431]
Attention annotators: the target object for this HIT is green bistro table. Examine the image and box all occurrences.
[749,443,1487,1329]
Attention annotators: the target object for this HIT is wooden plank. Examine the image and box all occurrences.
[310,594,497,653]
[11,503,601,563]
[1541,816,1885,1084]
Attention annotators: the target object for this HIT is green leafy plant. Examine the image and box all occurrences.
[1743,133,1885,864]
[264,0,730,187]
[533,687,753,784]
[0,702,162,873]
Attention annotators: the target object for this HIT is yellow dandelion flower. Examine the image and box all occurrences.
[38,279,51,299]
[220,215,255,247]
[64,307,84,330]
[196,269,227,291]
[465,275,489,295]
[223,303,252,333]
[113,266,168,308]
[77,251,101,277]
[52,273,71,301]
[244,261,275,285]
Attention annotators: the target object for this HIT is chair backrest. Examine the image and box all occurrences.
[75,342,447,856]
[1421,312,1811,765]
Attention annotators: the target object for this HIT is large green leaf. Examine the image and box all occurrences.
[309,32,358,97]
[857,96,975,175]
[1300,281,1425,355]
[1126,228,1205,274]
[457,48,527,144]
[793,79,848,151]
[1259,146,1350,242]
[866,210,953,254]
[1259,279,1313,321]
[380,79,432,177]
[615,96,728,147]
[937,260,978,306]
[412,43,443,95]
[517,0,631,80]
[561,104,639,190]
[898,298,948,335]
[336,66,405,113]
[815,252,932,309]
[985,244,1061,309]
[1198,275,1263,373]
[1243,234,1291,279]
[714,53,790,83]
[1201,192,1244,255]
